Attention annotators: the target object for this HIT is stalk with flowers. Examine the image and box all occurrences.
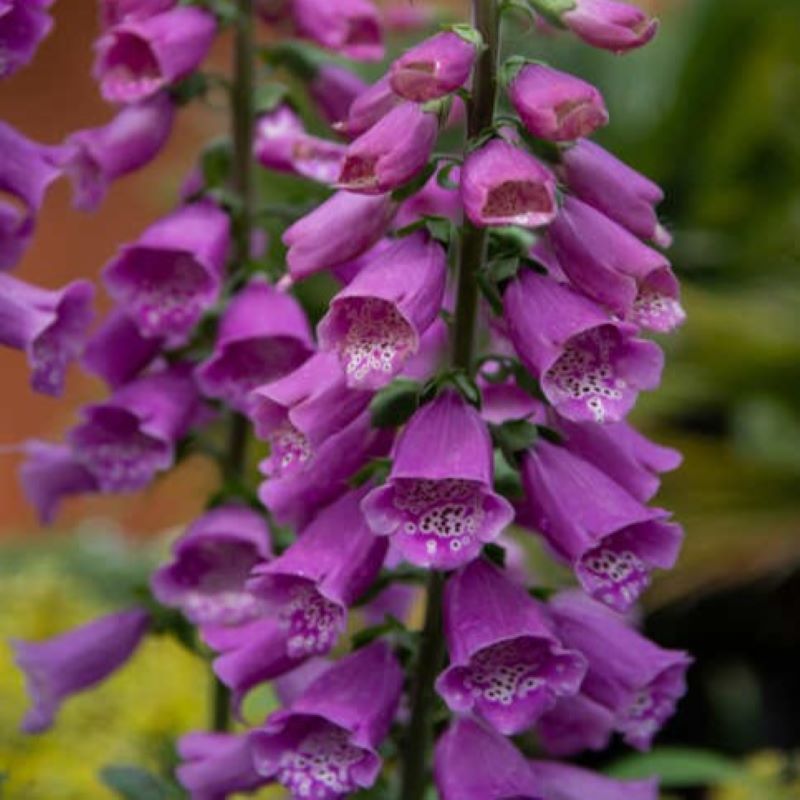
[2,0,691,797]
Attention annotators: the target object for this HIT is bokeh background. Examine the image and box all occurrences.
[1,0,799,797]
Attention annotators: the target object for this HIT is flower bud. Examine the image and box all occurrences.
[562,0,658,53]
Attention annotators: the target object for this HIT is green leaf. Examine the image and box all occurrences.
[99,765,177,800]
[606,748,744,788]
[370,379,423,429]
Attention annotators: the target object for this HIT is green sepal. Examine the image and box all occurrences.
[260,41,321,81]
[169,72,210,106]
[391,161,438,203]
[499,54,530,87]
[370,379,424,429]
[445,23,485,50]
[525,0,577,27]
[490,419,540,465]
[254,82,289,114]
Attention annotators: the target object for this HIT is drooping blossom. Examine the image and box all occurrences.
[520,439,683,611]
[68,363,201,493]
[195,277,313,413]
[12,609,149,733]
[250,641,403,799]
[436,559,586,733]
[283,190,395,281]
[461,138,558,228]
[335,75,403,138]
[528,758,659,800]
[103,201,230,343]
[0,121,61,269]
[394,165,462,229]
[60,93,175,211]
[362,391,515,569]
[0,273,94,396]
[309,63,368,128]
[548,197,685,332]
[504,270,664,424]
[318,232,446,389]
[382,2,435,32]
[508,63,609,142]
[99,0,176,29]
[389,30,477,102]
[338,102,438,194]
[248,488,387,658]
[0,0,53,79]
[561,0,659,53]
[93,5,216,104]
[291,0,384,62]
[151,505,273,627]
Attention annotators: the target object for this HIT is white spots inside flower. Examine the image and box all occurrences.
[277,723,367,800]
[281,584,343,657]
[393,478,484,557]
[337,298,415,387]
[76,427,165,492]
[577,545,650,612]
[620,686,670,745]
[547,326,626,423]
[339,154,379,190]
[482,180,553,224]
[631,286,685,333]
[464,640,547,707]
[31,331,70,395]
[268,420,312,477]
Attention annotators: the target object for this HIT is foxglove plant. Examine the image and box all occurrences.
[6,0,691,796]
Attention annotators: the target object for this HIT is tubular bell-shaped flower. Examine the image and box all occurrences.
[389,30,478,102]
[461,138,558,228]
[0,273,94,396]
[548,590,691,750]
[291,0,383,62]
[12,609,150,733]
[283,190,395,281]
[436,559,586,734]
[93,5,216,104]
[362,391,515,569]
[0,121,61,269]
[434,716,541,800]
[68,363,201,493]
[318,232,447,390]
[536,692,618,756]
[248,488,388,658]
[151,505,273,627]
[395,165,462,229]
[60,93,175,211]
[338,102,438,194]
[309,63,368,128]
[250,641,403,800]
[99,0,176,29]
[0,0,53,79]
[528,759,659,800]
[548,197,685,332]
[561,0,659,54]
[103,201,230,343]
[508,63,609,142]
[521,440,683,611]
[335,75,403,138]
[195,278,313,413]
[504,270,664,424]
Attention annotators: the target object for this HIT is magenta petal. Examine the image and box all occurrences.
[291,0,384,62]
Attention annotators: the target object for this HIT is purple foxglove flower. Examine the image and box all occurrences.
[274,658,333,707]
[462,138,558,228]
[310,63,368,128]
[81,310,163,389]
[548,197,685,332]
[389,31,477,102]
[176,732,266,800]
[283,190,395,281]
[100,0,176,29]
[362,581,419,626]
[336,75,403,138]
[402,315,449,381]
[0,0,53,79]
[195,278,313,413]
[509,63,608,142]
[18,440,99,524]
[260,410,392,528]
[561,138,668,244]
[436,559,586,734]
[60,93,175,212]
[250,351,371,472]
[12,609,149,733]
[255,105,347,185]
[504,271,664,424]
[0,273,94,396]
[338,102,438,194]
[317,232,446,390]
[549,590,691,749]
[68,363,201,493]
[291,0,384,62]
[151,505,272,627]
[362,391,515,569]
[250,641,403,799]
[0,122,61,269]
[434,716,542,800]
[521,440,683,611]
[383,3,435,32]
[395,165,462,229]
[562,0,658,53]
[536,692,617,756]
[93,6,216,104]
[529,759,658,800]
[480,379,546,426]
[248,488,387,658]
[103,201,230,343]
[554,415,682,503]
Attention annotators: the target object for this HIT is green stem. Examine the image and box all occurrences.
[399,2,501,796]
[210,0,256,734]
